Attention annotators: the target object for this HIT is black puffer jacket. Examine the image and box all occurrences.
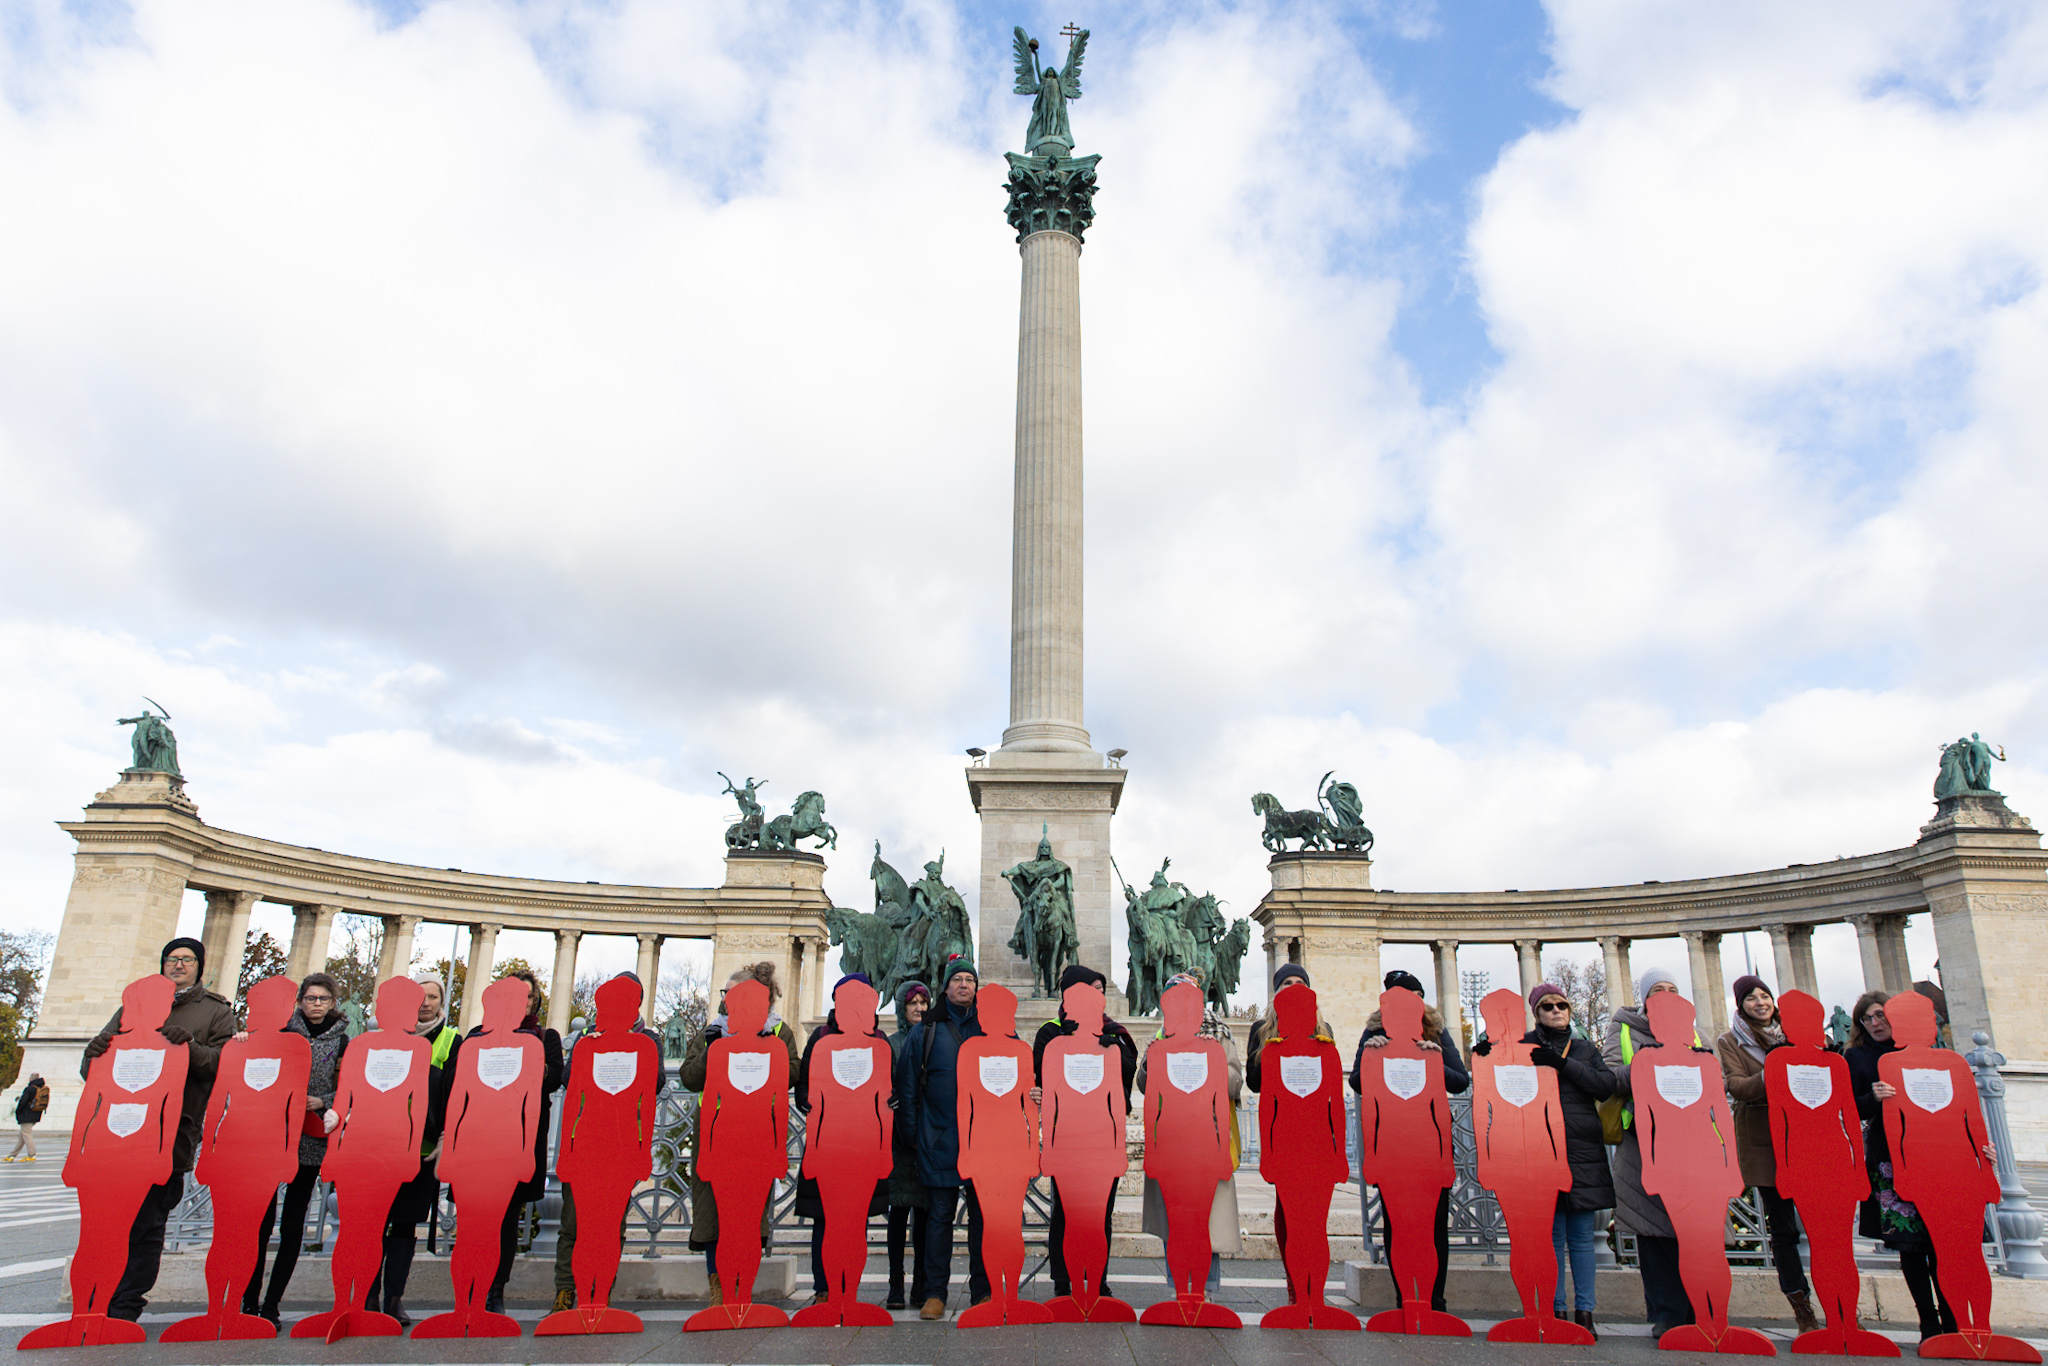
[793,1009,889,1220]
[1519,1024,1615,1211]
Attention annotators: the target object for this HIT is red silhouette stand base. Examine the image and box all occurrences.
[1257,983,1361,1332]
[1041,982,1136,1325]
[954,985,1052,1329]
[684,978,792,1332]
[20,975,189,1351]
[1469,990,1593,1346]
[1879,992,2039,1365]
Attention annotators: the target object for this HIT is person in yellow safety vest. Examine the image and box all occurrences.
[1601,967,1704,1341]
[366,975,464,1325]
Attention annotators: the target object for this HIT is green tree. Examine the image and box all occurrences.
[237,930,290,1018]
[323,914,386,1026]
[491,957,548,1024]
[0,931,52,1088]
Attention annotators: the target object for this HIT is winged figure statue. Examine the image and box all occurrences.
[1013,25,1088,155]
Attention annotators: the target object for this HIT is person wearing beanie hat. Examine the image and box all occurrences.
[793,970,892,1305]
[1272,963,1310,992]
[1245,963,1331,1096]
[77,936,239,1319]
[1714,976,1815,1331]
[883,982,933,1309]
[1029,963,1137,1300]
[898,950,990,1316]
[1602,964,1702,1338]
[1353,968,1471,1314]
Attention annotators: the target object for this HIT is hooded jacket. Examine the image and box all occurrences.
[895,990,984,1187]
[1601,1003,1687,1238]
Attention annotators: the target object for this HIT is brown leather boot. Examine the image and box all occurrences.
[920,1297,946,1320]
[1787,1291,1820,1335]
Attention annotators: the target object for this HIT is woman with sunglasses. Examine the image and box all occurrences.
[1845,990,1958,1342]
[1516,984,1614,1338]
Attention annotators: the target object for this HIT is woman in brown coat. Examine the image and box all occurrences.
[1714,974,1817,1333]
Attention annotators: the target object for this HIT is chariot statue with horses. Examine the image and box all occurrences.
[1250,771,1373,854]
[721,772,838,852]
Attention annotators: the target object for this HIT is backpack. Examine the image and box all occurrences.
[1597,1025,1635,1144]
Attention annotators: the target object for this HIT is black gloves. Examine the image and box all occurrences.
[1690,1045,1714,1055]
[159,1025,193,1046]
[701,1026,724,1043]
[1529,1045,1565,1070]
[1471,1038,1494,1057]
[1096,1031,1120,1048]
[81,1035,110,1060]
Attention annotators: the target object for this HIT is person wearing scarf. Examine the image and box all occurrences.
[681,962,802,1306]
[1602,966,1696,1338]
[242,971,350,1326]
[368,974,463,1324]
[1136,969,1242,1291]
[1715,974,1818,1333]
[1029,963,1137,1302]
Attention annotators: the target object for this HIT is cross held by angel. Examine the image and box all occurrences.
[1014,25,1088,156]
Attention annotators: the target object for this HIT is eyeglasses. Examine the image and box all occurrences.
[1861,1010,1887,1025]
[301,993,336,1006]
[163,955,199,966]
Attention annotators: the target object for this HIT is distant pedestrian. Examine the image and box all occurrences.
[77,937,238,1320]
[5,1072,48,1162]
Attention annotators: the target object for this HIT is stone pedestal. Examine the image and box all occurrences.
[1910,793,2048,1060]
[968,763,1126,995]
[708,851,833,1025]
[1252,852,1382,1045]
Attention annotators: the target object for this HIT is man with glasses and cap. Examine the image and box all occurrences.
[77,937,240,1321]
[1353,968,1471,1315]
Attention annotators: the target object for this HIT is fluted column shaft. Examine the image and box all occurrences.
[1003,229,1091,752]
[1599,935,1633,1010]
[636,934,662,1025]
[461,922,500,1031]
[549,929,583,1035]
[1433,940,1463,1048]
[1515,939,1543,1028]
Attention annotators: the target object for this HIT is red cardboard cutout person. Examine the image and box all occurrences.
[1257,982,1361,1331]
[160,976,310,1343]
[1881,990,2038,1364]
[1471,988,1593,1345]
[1138,981,1241,1329]
[790,978,894,1329]
[414,976,539,1340]
[300,976,430,1341]
[956,983,1051,1329]
[537,975,661,1336]
[683,977,792,1331]
[1764,990,1897,1358]
[1635,991,1775,1356]
[1041,981,1136,1324]
[1356,986,1471,1338]
[20,974,188,1350]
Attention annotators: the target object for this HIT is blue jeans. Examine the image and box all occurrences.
[1552,1205,1599,1313]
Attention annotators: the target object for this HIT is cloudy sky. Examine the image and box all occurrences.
[4,0,2043,1017]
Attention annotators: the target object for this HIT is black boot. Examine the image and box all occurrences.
[485,1287,505,1315]
[1574,1309,1597,1340]
[886,1279,906,1311]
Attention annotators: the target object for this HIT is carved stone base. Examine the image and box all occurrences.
[1920,791,2034,837]
[968,764,1127,994]
[91,768,198,818]
[1254,852,1381,1047]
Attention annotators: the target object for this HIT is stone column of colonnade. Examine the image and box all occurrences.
[635,933,661,1025]
[286,903,340,981]
[1848,912,1916,995]
[548,928,583,1035]
[1683,930,1729,1038]
[1763,922,1821,999]
[1431,939,1463,1046]
[1514,939,1543,1026]
[461,922,501,1030]
[199,889,259,997]
[1599,935,1633,1011]
[376,914,421,987]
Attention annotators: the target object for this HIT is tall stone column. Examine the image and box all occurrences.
[549,929,583,1035]
[973,143,1126,1002]
[201,890,259,998]
[636,933,662,1025]
[1849,914,1888,995]
[288,903,340,981]
[1683,930,1728,1037]
[1515,939,1543,1027]
[380,915,421,987]
[1787,924,1819,995]
[461,922,500,1031]
[1766,923,1797,995]
[1876,915,1914,991]
[1432,939,1463,1048]
[1599,935,1632,1010]
[1911,790,2048,1059]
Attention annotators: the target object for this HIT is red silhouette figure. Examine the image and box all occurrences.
[21,975,188,1349]
[1764,990,1898,1358]
[538,976,661,1336]
[295,976,430,1341]
[1040,981,1136,1324]
[414,976,539,1339]
[956,984,1051,1329]
[160,977,310,1343]
[1257,982,1361,1331]
[1880,990,2038,1363]
[1138,981,1241,1329]
[791,978,895,1328]
[1471,988,1593,1345]
[683,977,791,1331]
[1356,985,1470,1337]
[1635,990,1775,1356]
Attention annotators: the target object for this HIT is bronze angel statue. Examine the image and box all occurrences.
[1014,25,1088,155]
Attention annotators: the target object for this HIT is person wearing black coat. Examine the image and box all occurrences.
[897,954,988,1317]
[1499,983,1614,1337]
[883,982,932,1310]
[793,974,891,1303]
[1845,991,1958,1341]
[449,969,564,1316]
[1029,964,1137,1300]
[1353,970,1471,1314]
